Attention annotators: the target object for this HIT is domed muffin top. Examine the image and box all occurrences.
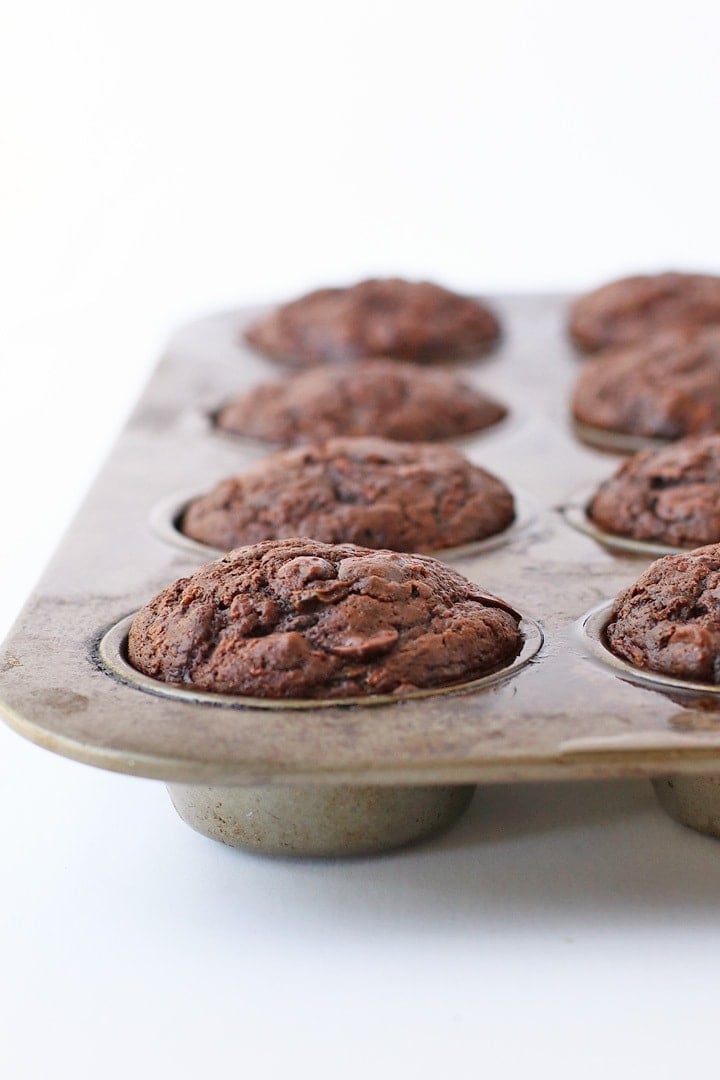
[128,538,523,699]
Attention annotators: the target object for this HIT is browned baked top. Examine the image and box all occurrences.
[217,358,506,445]
[607,544,720,683]
[182,437,515,553]
[569,272,720,352]
[244,278,500,366]
[589,435,720,548]
[128,538,523,699]
[571,328,720,439]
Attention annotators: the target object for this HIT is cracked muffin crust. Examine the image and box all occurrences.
[128,539,523,699]
[607,545,720,684]
[244,278,500,366]
[182,437,515,553]
[216,359,506,445]
[569,272,720,353]
[571,329,720,440]
[588,436,720,548]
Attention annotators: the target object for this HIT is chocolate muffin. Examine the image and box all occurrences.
[217,359,506,445]
[570,272,720,352]
[607,545,720,684]
[571,328,720,440]
[589,436,720,548]
[182,438,515,553]
[128,539,523,699]
[244,278,500,366]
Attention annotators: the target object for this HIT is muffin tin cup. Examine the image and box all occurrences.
[98,612,544,710]
[580,600,720,838]
[579,600,720,697]
[572,419,672,455]
[651,776,720,839]
[167,781,475,857]
[561,489,690,559]
[98,612,542,855]
[148,489,536,566]
[188,400,524,457]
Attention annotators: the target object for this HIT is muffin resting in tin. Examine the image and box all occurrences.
[182,437,515,554]
[571,328,720,440]
[128,538,523,699]
[588,436,720,548]
[217,359,507,445]
[607,545,720,684]
[244,278,500,366]
[569,272,720,353]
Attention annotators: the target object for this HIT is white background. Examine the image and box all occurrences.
[2,2,720,1077]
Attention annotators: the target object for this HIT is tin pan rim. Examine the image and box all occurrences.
[97,613,544,712]
[149,488,536,565]
[186,396,524,454]
[579,600,720,697]
[572,418,673,455]
[561,488,691,559]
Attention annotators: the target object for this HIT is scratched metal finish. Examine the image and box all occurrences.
[3,295,720,786]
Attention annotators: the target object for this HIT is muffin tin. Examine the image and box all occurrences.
[4,295,720,857]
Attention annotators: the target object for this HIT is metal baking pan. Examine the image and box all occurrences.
[3,295,720,856]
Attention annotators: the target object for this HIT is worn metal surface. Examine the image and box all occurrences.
[4,295,720,787]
